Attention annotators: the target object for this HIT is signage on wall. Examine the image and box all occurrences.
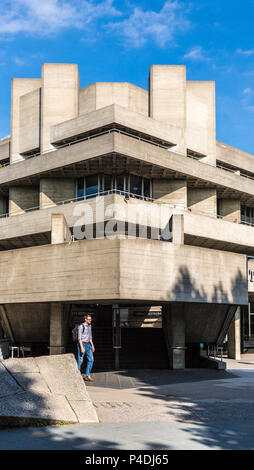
[249,270,254,282]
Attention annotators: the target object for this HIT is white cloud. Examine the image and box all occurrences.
[183,46,210,62]
[236,48,254,56]
[108,1,190,48]
[243,87,253,95]
[0,0,121,36]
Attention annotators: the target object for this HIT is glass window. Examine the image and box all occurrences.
[116,174,125,193]
[143,177,151,198]
[77,177,84,201]
[104,175,112,193]
[130,175,142,196]
[85,175,98,199]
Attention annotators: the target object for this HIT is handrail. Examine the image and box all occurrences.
[0,188,254,231]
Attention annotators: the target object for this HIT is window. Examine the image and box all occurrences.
[76,174,152,201]
[130,175,142,197]
[86,175,99,199]
[77,177,84,200]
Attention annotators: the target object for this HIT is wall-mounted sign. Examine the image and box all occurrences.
[249,270,254,282]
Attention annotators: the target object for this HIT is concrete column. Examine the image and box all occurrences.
[41,63,79,154]
[163,303,186,369]
[221,199,240,223]
[51,214,72,244]
[49,303,69,355]
[187,188,217,217]
[149,65,186,154]
[9,186,39,216]
[186,81,216,166]
[40,178,76,209]
[172,214,184,244]
[11,78,41,163]
[153,179,187,207]
[228,307,241,360]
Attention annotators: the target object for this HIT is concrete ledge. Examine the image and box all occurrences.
[200,356,227,370]
[0,354,99,428]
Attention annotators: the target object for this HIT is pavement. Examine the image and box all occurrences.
[1,354,254,449]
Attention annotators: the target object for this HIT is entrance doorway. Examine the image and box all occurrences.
[67,304,169,372]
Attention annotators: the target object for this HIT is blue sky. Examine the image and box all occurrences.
[0,0,254,154]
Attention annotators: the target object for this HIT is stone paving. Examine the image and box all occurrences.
[86,354,254,424]
[0,354,98,427]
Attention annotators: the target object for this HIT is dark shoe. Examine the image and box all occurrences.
[85,376,94,382]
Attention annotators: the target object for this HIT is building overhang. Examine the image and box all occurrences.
[0,238,248,305]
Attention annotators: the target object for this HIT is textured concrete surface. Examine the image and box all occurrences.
[0,354,98,427]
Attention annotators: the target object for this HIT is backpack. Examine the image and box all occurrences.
[72,322,84,342]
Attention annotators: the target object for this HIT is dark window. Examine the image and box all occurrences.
[130,175,142,196]
[77,178,84,200]
[116,174,125,192]
[86,175,98,199]
[104,175,112,193]
[144,178,151,198]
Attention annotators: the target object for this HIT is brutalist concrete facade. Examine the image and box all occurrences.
[0,63,253,369]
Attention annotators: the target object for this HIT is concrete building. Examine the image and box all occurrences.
[0,62,253,370]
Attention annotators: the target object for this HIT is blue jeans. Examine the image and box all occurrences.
[77,342,94,376]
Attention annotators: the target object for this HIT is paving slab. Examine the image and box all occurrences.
[0,362,22,398]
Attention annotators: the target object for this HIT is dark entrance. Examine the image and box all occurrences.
[67,304,169,372]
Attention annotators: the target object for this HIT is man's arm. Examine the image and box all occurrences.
[78,325,85,353]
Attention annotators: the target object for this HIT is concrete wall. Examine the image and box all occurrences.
[221,199,241,223]
[153,179,187,207]
[9,186,39,216]
[41,63,79,154]
[11,78,41,163]
[0,238,247,305]
[79,83,148,117]
[186,81,216,165]
[40,178,76,208]
[19,88,41,155]
[187,188,217,216]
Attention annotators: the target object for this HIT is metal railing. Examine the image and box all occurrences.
[0,188,254,232]
[0,127,171,169]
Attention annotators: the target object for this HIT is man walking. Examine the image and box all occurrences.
[77,314,95,382]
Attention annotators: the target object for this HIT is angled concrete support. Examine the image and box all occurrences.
[0,305,15,344]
